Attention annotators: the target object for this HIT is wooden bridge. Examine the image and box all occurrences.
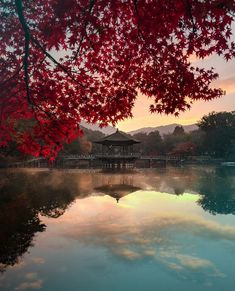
[6,154,183,168]
[59,154,182,161]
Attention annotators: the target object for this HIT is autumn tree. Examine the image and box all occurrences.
[133,131,163,155]
[197,111,235,157]
[162,125,186,152]
[145,131,163,155]
[1,0,235,158]
[187,129,205,155]
[61,126,105,154]
[169,141,196,156]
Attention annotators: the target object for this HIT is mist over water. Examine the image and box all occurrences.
[0,166,235,291]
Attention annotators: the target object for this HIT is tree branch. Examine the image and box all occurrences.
[31,36,86,88]
[132,0,145,39]
[185,0,197,36]
[74,0,96,59]
[15,0,32,105]
[14,0,86,104]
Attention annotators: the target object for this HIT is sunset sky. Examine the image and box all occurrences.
[117,54,235,132]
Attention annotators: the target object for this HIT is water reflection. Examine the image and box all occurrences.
[197,167,235,215]
[0,201,45,273]
[95,176,141,202]
[0,166,235,274]
[56,191,235,281]
[0,170,75,272]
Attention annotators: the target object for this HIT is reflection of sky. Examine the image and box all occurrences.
[2,188,235,291]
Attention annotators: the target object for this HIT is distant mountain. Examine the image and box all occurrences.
[80,120,116,135]
[80,121,198,136]
[128,123,198,136]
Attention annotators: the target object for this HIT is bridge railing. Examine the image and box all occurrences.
[58,154,94,160]
[95,153,141,159]
[7,157,45,168]
[140,155,182,161]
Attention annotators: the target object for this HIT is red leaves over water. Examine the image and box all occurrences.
[0,0,234,158]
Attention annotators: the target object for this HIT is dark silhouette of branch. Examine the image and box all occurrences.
[132,0,145,39]
[74,0,96,59]
[31,37,86,88]
[15,0,31,105]
[185,0,197,36]
[14,0,86,104]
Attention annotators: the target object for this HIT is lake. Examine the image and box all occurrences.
[0,166,235,291]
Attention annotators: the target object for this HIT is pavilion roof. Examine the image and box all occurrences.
[94,129,140,145]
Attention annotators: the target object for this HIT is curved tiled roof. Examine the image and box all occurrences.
[94,129,140,144]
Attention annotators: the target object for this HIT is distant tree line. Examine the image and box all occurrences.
[61,126,105,156]
[0,111,234,161]
[133,111,235,158]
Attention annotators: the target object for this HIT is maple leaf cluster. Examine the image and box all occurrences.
[0,0,234,158]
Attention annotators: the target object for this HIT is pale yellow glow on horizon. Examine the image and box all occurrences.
[117,93,235,132]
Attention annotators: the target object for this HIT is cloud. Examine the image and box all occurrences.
[15,279,43,290]
[31,257,45,265]
[15,272,44,290]
[167,262,183,271]
[49,191,235,280]
[172,254,212,270]
[62,207,235,249]
[160,252,226,279]
[188,53,206,63]
[143,249,156,257]
[25,273,38,281]
[114,248,142,260]
[212,77,235,94]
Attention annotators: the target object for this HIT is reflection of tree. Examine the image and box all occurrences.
[154,167,235,215]
[0,170,79,271]
[197,167,235,215]
[142,167,198,196]
[139,167,235,215]
[0,194,45,273]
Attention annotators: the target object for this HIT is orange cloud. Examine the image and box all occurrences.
[213,77,235,94]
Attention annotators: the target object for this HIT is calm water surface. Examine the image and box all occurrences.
[0,166,235,291]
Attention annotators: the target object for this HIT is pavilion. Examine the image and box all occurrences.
[94,129,141,170]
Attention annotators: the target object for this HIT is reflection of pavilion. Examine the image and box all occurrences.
[95,184,141,203]
[94,129,140,170]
